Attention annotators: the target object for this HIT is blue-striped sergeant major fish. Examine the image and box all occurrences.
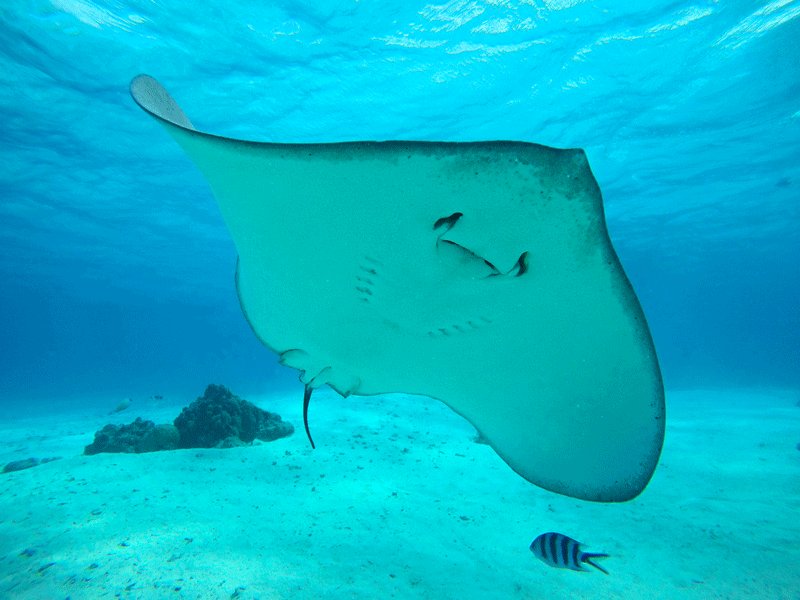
[530,532,609,575]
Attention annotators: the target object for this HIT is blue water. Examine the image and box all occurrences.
[1,1,798,404]
[1,3,800,598]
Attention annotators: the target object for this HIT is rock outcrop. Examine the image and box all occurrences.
[173,384,294,448]
[84,418,179,455]
[83,384,293,455]
[2,456,61,473]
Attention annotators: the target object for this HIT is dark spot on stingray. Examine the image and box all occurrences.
[515,251,529,276]
[433,212,463,230]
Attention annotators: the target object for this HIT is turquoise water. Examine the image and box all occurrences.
[1,0,798,402]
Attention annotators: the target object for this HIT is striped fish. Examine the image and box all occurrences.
[530,532,609,575]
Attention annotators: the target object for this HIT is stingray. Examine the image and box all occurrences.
[130,75,665,502]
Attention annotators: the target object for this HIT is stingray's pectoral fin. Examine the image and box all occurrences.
[130,74,195,130]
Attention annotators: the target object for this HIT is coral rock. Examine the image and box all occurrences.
[84,418,179,455]
[173,384,294,449]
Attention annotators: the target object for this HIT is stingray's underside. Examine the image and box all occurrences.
[130,74,665,502]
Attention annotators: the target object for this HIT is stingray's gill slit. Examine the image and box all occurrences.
[355,257,380,303]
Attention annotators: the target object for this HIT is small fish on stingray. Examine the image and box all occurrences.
[530,532,609,574]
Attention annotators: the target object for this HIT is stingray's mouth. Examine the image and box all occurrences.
[433,211,529,278]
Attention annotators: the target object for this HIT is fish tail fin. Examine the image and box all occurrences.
[581,553,609,575]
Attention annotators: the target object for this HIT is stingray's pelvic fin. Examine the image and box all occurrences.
[303,384,315,449]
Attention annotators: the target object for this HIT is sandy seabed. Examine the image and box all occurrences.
[0,387,798,600]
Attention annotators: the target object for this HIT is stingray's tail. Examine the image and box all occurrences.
[303,384,316,449]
